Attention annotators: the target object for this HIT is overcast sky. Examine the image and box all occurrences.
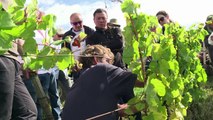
[26,0,213,31]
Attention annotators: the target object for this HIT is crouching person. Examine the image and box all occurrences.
[62,45,142,120]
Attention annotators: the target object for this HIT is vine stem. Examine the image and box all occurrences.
[85,107,124,120]
[86,101,142,120]
[128,13,148,115]
[129,14,146,84]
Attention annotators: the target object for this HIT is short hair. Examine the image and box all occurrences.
[93,8,107,18]
[79,45,114,69]
[156,10,169,17]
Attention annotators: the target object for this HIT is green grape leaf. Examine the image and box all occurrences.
[124,107,134,115]
[146,82,161,107]
[78,32,87,40]
[0,11,16,29]
[171,89,180,98]
[148,106,167,120]
[150,79,166,96]
[132,40,139,60]
[143,113,155,120]
[127,96,140,105]
[42,55,55,69]
[25,0,38,18]
[11,10,25,24]
[123,46,134,64]
[159,59,170,77]
[37,14,56,31]
[153,47,161,59]
[23,38,37,54]
[57,55,72,70]
[56,48,75,70]
[14,0,26,7]
[121,0,137,14]
[182,92,192,106]
[64,36,72,43]
[28,58,42,70]
[37,46,52,56]
[135,102,145,111]
[0,31,14,54]
[3,19,36,38]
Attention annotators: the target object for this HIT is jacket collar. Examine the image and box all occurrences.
[95,27,108,33]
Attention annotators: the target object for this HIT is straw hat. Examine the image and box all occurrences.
[108,18,120,27]
[206,15,213,21]
[56,28,65,35]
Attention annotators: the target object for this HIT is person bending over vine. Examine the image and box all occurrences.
[62,45,143,120]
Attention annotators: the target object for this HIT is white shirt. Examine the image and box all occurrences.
[70,29,87,60]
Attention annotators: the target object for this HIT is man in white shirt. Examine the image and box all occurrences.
[62,13,94,82]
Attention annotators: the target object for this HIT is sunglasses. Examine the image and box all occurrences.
[71,21,82,26]
[158,17,165,23]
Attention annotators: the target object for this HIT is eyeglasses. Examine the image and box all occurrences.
[71,21,82,26]
[158,17,165,23]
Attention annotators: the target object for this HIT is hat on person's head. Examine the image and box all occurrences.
[56,28,65,35]
[109,18,120,27]
[206,15,213,21]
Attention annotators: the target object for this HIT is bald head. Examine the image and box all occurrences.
[70,13,83,32]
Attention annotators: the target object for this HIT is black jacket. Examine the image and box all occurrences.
[62,63,138,120]
[86,27,125,68]
[204,25,213,63]
[86,27,124,54]
[62,25,94,50]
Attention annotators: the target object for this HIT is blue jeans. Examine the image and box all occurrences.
[39,72,62,120]
[24,71,62,120]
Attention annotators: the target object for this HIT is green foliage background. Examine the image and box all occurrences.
[0,0,210,119]
[0,0,75,71]
[121,0,208,119]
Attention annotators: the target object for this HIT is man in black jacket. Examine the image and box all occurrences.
[86,8,126,69]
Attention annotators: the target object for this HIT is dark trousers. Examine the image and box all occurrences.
[0,56,37,120]
[58,70,70,94]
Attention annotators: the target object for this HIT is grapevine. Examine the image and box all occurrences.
[121,0,208,119]
[0,0,75,71]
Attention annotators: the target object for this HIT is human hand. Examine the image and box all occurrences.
[117,104,128,117]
